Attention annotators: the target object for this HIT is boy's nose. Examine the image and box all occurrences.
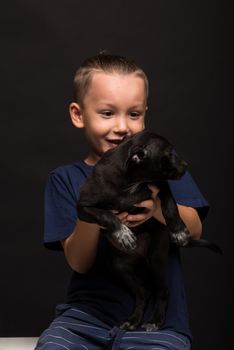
[113,116,129,134]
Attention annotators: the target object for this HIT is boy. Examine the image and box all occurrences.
[35,53,208,350]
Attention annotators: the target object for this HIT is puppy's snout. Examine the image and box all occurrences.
[180,160,188,170]
[174,159,188,179]
[167,152,188,179]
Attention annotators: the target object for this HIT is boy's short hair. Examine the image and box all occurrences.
[73,52,149,106]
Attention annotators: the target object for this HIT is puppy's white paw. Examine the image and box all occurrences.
[170,230,189,246]
[142,323,159,332]
[112,224,137,250]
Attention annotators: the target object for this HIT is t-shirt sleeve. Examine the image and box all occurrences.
[168,171,209,221]
[44,170,79,250]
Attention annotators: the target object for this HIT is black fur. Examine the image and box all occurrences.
[77,130,221,331]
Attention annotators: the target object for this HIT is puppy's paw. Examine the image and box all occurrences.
[141,323,159,332]
[112,224,137,250]
[170,229,189,246]
[120,321,135,330]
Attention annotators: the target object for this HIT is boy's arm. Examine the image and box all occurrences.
[61,220,101,273]
[61,210,133,273]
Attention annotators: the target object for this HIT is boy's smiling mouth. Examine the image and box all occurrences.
[106,138,125,148]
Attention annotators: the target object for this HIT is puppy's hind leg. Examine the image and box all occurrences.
[142,288,168,332]
[120,285,149,330]
[142,226,170,331]
[115,263,149,330]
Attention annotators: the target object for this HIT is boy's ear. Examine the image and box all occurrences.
[69,102,84,128]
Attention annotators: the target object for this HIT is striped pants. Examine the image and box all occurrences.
[35,304,190,350]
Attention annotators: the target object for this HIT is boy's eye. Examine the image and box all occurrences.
[129,111,141,119]
[100,111,113,117]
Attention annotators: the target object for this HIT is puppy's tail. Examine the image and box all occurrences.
[186,239,223,254]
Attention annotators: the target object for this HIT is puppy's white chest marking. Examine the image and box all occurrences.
[112,224,137,250]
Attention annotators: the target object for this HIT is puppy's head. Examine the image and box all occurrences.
[125,131,187,182]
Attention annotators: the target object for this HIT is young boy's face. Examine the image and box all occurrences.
[70,72,147,165]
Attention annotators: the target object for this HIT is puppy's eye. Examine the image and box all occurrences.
[132,149,147,163]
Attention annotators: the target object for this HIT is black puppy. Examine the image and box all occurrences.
[77,130,220,331]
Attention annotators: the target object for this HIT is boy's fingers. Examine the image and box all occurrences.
[127,213,147,222]
[116,212,129,221]
[126,222,139,227]
[112,209,127,217]
[148,184,160,196]
[126,218,146,227]
[112,209,119,214]
[134,199,154,208]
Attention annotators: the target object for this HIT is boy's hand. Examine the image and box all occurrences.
[114,185,160,227]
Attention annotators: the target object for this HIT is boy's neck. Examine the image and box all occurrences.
[84,155,100,166]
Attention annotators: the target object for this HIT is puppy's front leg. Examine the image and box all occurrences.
[158,184,189,246]
[77,206,137,250]
[109,224,137,251]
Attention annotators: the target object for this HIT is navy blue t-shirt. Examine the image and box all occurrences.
[44,160,209,339]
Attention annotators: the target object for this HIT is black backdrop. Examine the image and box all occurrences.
[0,1,232,349]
